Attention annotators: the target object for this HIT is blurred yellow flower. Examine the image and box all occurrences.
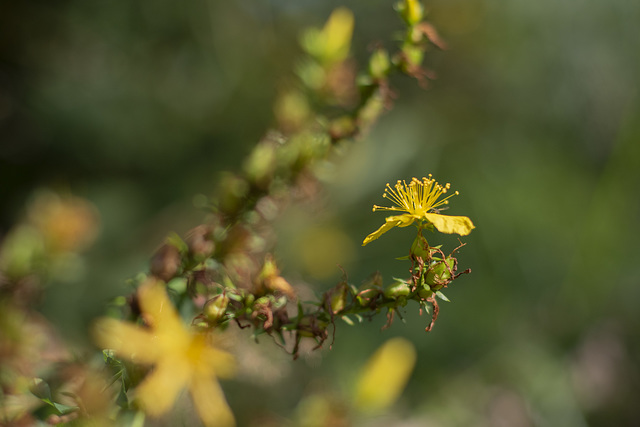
[28,190,100,254]
[363,175,475,245]
[353,337,417,412]
[93,280,236,427]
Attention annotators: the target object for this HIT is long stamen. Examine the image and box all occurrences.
[371,176,460,217]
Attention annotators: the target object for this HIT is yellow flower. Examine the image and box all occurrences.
[362,175,474,246]
[353,337,416,412]
[93,280,236,427]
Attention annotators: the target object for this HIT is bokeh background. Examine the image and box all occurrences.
[2,0,639,425]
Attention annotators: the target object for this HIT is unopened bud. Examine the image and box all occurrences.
[297,315,328,338]
[327,282,350,314]
[357,286,381,307]
[383,281,411,299]
[150,244,181,282]
[395,0,424,26]
[403,45,424,68]
[257,255,295,299]
[244,141,277,188]
[369,49,391,80]
[417,286,433,299]
[217,173,249,216]
[203,293,229,323]
[186,226,214,260]
[425,256,455,289]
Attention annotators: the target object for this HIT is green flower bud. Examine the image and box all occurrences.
[329,116,356,139]
[217,173,249,216]
[203,293,229,323]
[301,7,354,66]
[357,286,381,307]
[254,296,272,307]
[244,141,277,188]
[327,282,350,314]
[395,0,424,26]
[383,281,411,299]
[297,315,328,338]
[425,256,455,289]
[417,287,433,299]
[403,44,424,68]
[369,48,391,80]
[244,293,255,307]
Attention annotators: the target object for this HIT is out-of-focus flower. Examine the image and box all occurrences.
[27,190,100,254]
[294,394,349,427]
[363,175,475,245]
[93,279,236,427]
[353,337,417,412]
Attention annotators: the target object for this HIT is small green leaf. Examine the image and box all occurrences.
[30,378,52,401]
[166,232,188,253]
[435,291,450,302]
[167,277,187,294]
[341,315,355,326]
[227,292,243,302]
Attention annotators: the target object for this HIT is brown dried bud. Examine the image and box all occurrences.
[255,255,295,299]
[150,244,181,282]
[186,225,215,260]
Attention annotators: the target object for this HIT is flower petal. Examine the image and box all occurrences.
[362,214,414,246]
[201,346,237,380]
[423,213,474,236]
[138,280,185,339]
[92,318,160,364]
[135,358,191,416]
[190,376,235,427]
[353,337,416,412]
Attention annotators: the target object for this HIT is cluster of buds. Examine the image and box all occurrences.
[178,231,469,360]
[392,0,448,86]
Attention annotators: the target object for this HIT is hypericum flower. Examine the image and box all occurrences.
[362,175,474,246]
[353,337,416,412]
[93,280,236,427]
